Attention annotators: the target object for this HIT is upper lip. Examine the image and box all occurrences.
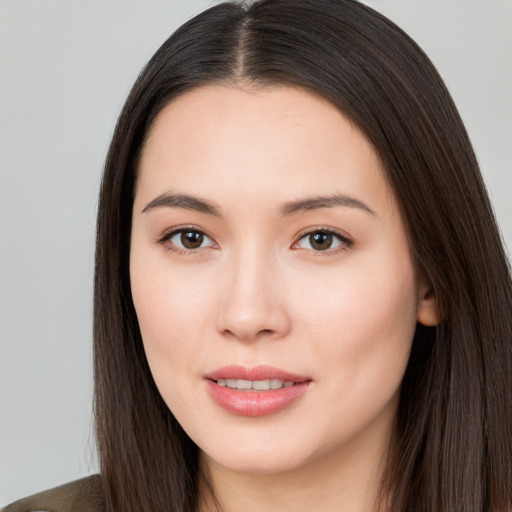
[205,365,311,383]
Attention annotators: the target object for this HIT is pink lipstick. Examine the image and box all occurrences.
[205,365,312,417]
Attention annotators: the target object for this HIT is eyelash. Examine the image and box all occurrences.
[157,225,217,256]
[292,227,354,256]
[157,226,354,256]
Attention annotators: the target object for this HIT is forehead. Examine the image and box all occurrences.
[136,84,396,220]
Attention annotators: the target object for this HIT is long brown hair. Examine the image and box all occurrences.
[94,1,512,510]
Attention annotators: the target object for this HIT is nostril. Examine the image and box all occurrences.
[221,327,280,344]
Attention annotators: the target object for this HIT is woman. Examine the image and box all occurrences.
[4,0,511,511]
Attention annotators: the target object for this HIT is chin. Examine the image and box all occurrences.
[202,445,311,475]
[196,422,337,476]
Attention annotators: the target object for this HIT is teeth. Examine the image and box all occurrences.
[270,379,283,389]
[216,379,295,390]
[252,379,270,390]
[237,379,252,390]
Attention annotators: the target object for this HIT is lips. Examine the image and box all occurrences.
[206,365,310,382]
[205,365,312,417]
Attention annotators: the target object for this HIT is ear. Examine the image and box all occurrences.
[417,279,440,326]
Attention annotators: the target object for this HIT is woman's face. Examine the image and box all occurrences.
[130,85,436,475]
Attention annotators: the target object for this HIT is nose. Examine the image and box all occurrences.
[215,248,291,342]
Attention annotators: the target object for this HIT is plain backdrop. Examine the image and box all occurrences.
[1,0,511,506]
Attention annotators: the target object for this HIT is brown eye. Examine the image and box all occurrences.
[180,231,204,249]
[294,229,351,253]
[309,232,333,250]
[163,228,216,252]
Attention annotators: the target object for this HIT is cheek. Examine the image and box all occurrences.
[130,261,216,424]
[129,247,215,379]
[299,251,418,393]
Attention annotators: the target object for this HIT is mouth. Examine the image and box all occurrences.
[204,365,312,417]
[215,378,296,391]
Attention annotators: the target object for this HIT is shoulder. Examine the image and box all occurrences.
[1,475,104,512]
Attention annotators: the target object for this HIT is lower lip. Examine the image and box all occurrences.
[205,380,311,417]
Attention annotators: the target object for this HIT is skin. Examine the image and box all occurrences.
[130,84,438,512]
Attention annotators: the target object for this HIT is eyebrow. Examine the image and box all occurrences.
[280,194,376,216]
[142,193,222,216]
[142,192,375,217]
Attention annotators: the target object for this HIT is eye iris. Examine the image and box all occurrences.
[181,231,203,249]
[310,232,333,250]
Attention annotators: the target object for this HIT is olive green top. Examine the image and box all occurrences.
[2,476,104,512]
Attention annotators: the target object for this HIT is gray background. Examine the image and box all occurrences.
[1,0,510,506]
